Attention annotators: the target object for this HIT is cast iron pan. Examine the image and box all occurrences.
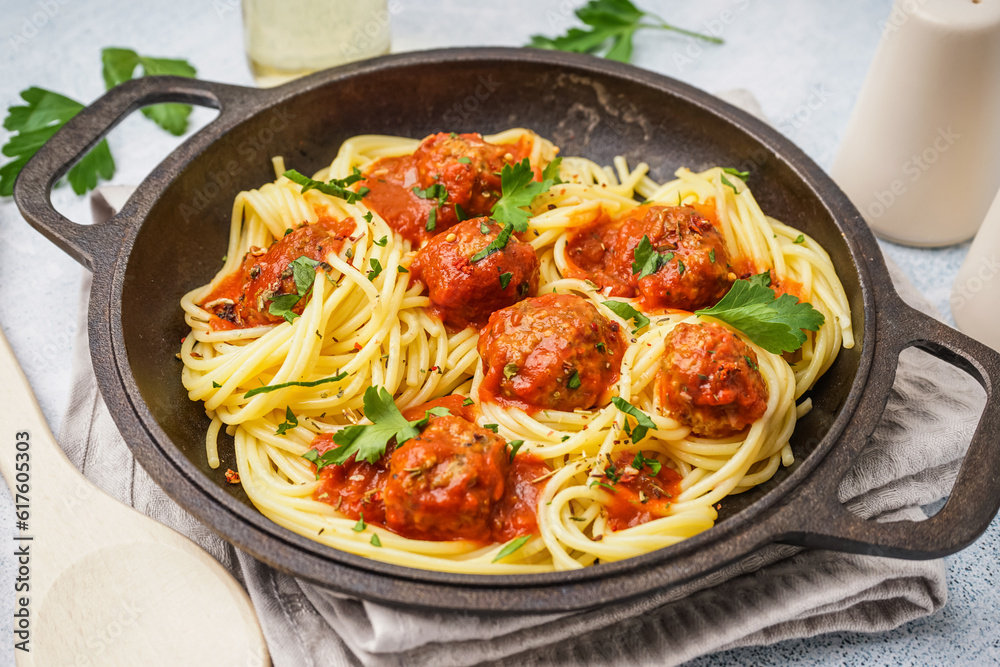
[14,48,1000,612]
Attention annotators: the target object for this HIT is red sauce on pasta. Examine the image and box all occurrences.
[598,451,683,531]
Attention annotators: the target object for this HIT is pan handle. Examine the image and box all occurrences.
[13,76,253,271]
[771,296,1000,559]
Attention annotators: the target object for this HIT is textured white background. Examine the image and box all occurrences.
[0,1,994,665]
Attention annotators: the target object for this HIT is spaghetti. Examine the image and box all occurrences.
[179,128,853,574]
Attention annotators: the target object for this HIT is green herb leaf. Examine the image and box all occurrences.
[498,271,514,290]
[590,480,618,493]
[244,372,348,398]
[455,202,469,222]
[101,48,197,135]
[709,248,716,263]
[483,423,499,433]
[631,451,662,476]
[284,168,369,204]
[462,397,475,407]
[492,535,530,562]
[397,265,409,273]
[602,299,650,332]
[363,211,374,223]
[722,167,750,180]
[527,0,722,64]
[374,235,388,247]
[276,406,298,435]
[507,439,525,461]
[793,234,805,244]
[694,272,825,354]
[611,397,657,443]
[267,255,320,323]
[412,183,449,206]
[425,206,437,231]
[503,363,519,380]
[490,157,561,232]
[567,369,581,389]
[367,258,383,281]
[352,514,367,532]
[1,88,115,196]
[268,293,304,323]
[457,156,471,165]
[212,381,222,389]
[720,173,739,193]
[370,534,382,546]
[302,387,447,470]
[470,222,514,262]
[632,235,676,279]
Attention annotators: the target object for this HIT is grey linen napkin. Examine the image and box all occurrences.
[63,149,984,665]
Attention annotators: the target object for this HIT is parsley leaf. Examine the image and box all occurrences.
[301,386,449,469]
[722,167,750,180]
[370,534,382,547]
[268,256,320,323]
[631,451,662,476]
[412,183,448,206]
[1,87,115,196]
[504,363,519,380]
[367,258,383,281]
[611,397,657,443]
[507,439,525,461]
[527,0,722,64]
[275,406,298,435]
[284,168,370,204]
[244,372,348,398]
[694,272,825,354]
[352,514,367,532]
[793,234,806,244]
[632,235,674,279]
[374,235,388,247]
[471,222,514,262]
[602,299,650,332]
[490,157,562,232]
[492,535,530,562]
[567,369,581,389]
[101,48,197,135]
[499,271,513,289]
[720,173,739,193]
[462,397,475,407]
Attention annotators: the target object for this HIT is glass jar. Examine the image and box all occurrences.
[242,0,392,88]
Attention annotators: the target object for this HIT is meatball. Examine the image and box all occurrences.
[411,217,540,330]
[202,216,355,328]
[412,132,512,219]
[383,415,507,541]
[609,205,732,311]
[478,293,626,412]
[657,322,768,438]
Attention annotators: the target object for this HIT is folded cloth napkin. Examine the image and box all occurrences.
[63,113,985,666]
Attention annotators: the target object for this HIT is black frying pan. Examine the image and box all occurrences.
[14,48,1000,612]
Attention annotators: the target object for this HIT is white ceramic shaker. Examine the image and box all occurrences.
[951,186,1000,351]
[831,0,1000,247]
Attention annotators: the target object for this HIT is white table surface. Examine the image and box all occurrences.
[1,0,996,664]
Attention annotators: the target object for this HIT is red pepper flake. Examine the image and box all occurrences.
[225,469,241,484]
[353,342,363,351]
[428,365,439,373]
[181,336,186,343]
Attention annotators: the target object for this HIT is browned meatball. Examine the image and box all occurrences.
[657,322,768,438]
[478,293,626,412]
[410,217,540,330]
[412,132,512,219]
[608,205,732,311]
[383,415,507,541]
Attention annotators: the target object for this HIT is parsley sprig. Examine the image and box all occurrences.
[695,273,825,354]
[284,168,370,204]
[491,157,563,232]
[602,299,650,333]
[611,397,657,443]
[528,0,722,64]
[2,48,196,196]
[268,256,321,323]
[301,386,449,471]
[631,235,675,279]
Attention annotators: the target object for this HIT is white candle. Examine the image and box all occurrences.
[831,0,1000,247]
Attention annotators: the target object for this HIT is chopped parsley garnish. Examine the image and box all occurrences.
[632,235,675,279]
[483,423,499,433]
[300,386,449,470]
[596,342,607,353]
[470,222,514,262]
[374,235,388,247]
[722,167,750,180]
[268,256,321,323]
[677,259,686,276]
[462,397,475,407]
[793,234,805,244]
[567,369,581,389]
[507,439,525,461]
[632,451,662,476]
[590,480,618,493]
[212,381,222,388]
[490,157,562,232]
[370,534,382,546]
[709,249,716,263]
[456,203,469,222]
[363,211,374,223]
[503,363,519,380]
[611,397,657,443]
[425,206,437,232]
[695,272,825,354]
[743,354,759,371]
[499,271,513,289]
[352,514,366,532]
[367,258,383,281]
[492,535,530,562]
[244,371,348,398]
[284,168,370,204]
[275,406,298,435]
[527,0,722,64]
[602,299,650,333]
[457,156,471,164]
[397,265,409,273]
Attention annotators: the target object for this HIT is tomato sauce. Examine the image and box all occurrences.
[597,451,683,532]
[310,396,551,544]
[201,214,356,330]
